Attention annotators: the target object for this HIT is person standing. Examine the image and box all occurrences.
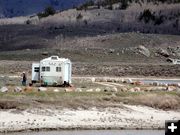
[22,72,27,86]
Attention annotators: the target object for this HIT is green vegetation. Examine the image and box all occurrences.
[37,6,56,18]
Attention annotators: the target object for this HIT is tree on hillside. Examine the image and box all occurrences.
[38,6,56,18]
[139,9,155,23]
[76,0,95,10]
[120,0,129,9]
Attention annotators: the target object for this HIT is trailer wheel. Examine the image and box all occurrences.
[32,80,36,84]
[63,81,70,87]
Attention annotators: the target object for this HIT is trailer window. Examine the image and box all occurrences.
[56,67,61,72]
[46,67,50,71]
[34,67,39,72]
[42,67,45,72]
[51,56,58,60]
[42,67,50,72]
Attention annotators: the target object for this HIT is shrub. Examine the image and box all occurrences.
[38,6,56,18]
[76,0,95,10]
[76,13,83,20]
[154,15,165,25]
[139,9,155,23]
[120,0,129,9]
[25,20,31,25]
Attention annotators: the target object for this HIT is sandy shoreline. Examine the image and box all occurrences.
[0,104,179,132]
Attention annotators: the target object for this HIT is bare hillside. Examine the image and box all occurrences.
[0,1,179,34]
[37,2,180,34]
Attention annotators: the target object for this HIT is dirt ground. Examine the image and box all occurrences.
[0,60,180,77]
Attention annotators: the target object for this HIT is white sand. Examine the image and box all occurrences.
[0,105,179,132]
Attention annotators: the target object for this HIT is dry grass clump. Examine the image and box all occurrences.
[0,100,28,110]
[0,91,179,110]
[131,94,179,110]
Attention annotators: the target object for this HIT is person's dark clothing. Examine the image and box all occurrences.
[22,73,27,86]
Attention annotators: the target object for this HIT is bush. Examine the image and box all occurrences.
[154,15,165,25]
[120,0,129,9]
[25,20,31,25]
[139,9,155,23]
[76,0,95,10]
[76,13,83,20]
[139,9,166,25]
[38,6,56,18]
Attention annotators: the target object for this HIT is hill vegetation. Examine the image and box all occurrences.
[77,0,180,10]
[37,6,56,18]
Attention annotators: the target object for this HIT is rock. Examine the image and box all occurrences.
[95,88,101,92]
[104,87,111,92]
[166,86,177,91]
[14,87,22,92]
[129,88,135,92]
[75,88,82,92]
[26,49,31,51]
[177,83,180,88]
[137,45,150,57]
[86,89,94,92]
[151,87,166,91]
[167,46,180,57]
[53,89,59,92]
[157,48,169,57]
[120,87,128,92]
[0,87,8,92]
[107,78,112,82]
[109,49,115,53]
[65,88,74,92]
[144,87,153,92]
[133,81,144,85]
[161,83,168,87]
[134,87,141,92]
[127,78,133,84]
[38,87,47,92]
[152,81,159,86]
[121,79,125,83]
[24,86,33,92]
[112,87,118,92]
[166,58,174,63]
[91,77,96,83]
[130,87,141,92]
[26,16,39,24]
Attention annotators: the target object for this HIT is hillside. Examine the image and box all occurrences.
[0,0,89,18]
[1,0,179,34]
[0,0,180,77]
[38,1,180,35]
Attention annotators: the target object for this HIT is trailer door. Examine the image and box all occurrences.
[64,63,71,83]
[32,63,40,83]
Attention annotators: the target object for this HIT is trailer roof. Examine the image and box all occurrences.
[40,56,70,62]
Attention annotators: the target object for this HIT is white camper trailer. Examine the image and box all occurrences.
[31,56,72,86]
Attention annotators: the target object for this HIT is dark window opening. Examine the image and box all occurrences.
[56,67,61,72]
[42,66,50,72]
